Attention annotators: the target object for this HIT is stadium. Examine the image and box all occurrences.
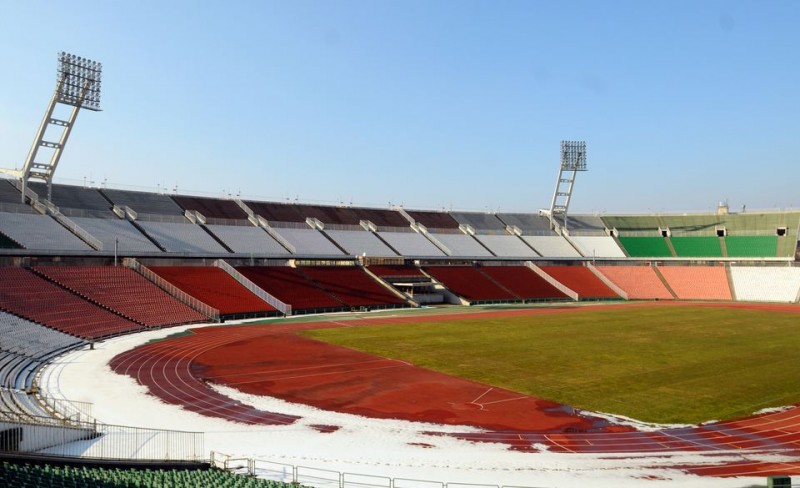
[2,10,800,487]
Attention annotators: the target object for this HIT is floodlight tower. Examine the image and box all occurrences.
[548,140,587,232]
[20,52,102,202]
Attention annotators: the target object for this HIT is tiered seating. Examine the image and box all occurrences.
[137,221,229,253]
[0,461,292,488]
[521,236,580,257]
[565,215,608,234]
[474,235,538,257]
[616,236,672,257]
[729,266,800,302]
[670,236,723,257]
[538,266,619,299]
[496,213,554,235]
[236,266,346,312]
[35,266,208,327]
[367,265,426,277]
[406,210,460,229]
[479,266,568,300]
[244,201,307,222]
[725,236,778,257]
[101,188,185,216]
[570,236,626,258]
[270,227,344,255]
[172,195,249,220]
[0,311,84,388]
[350,207,409,227]
[424,266,517,302]
[595,266,673,300]
[432,232,493,256]
[325,229,398,256]
[0,180,27,206]
[70,217,161,253]
[656,266,731,300]
[0,268,142,339]
[29,182,114,218]
[149,266,277,316]
[376,230,445,256]
[299,266,406,308]
[205,224,290,255]
[450,211,507,231]
[0,213,94,251]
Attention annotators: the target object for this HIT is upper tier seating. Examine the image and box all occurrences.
[29,182,114,218]
[480,266,568,300]
[101,188,185,216]
[137,221,229,253]
[424,266,517,302]
[0,267,142,339]
[657,266,732,300]
[375,231,445,256]
[236,266,346,312]
[432,232,493,257]
[244,201,308,223]
[205,224,290,255]
[595,265,673,300]
[449,212,507,231]
[35,266,208,327]
[325,229,398,256]
[149,266,277,315]
[729,266,800,302]
[521,236,580,257]
[406,210,460,229]
[570,236,626,258]
[271,227,344,255]
[496,213,555,235]
[350,208,409,228]
[0,213,94,251]
[367,265,426,277]
[172,195,249,220]
[565,215,608,234]
[243,201,407,227]
[617,236,672,257]
[0,180,35,213]
[70,217,161,253]
[299,266,406,308]
[725,236,778,257]
[474,235,538,257]
[670,236,723,257]
[538,266,619,299]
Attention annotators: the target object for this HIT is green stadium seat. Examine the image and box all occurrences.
[617,236,672,257]
[670,236,723,257]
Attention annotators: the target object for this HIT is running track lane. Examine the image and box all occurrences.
[109,304,800,477]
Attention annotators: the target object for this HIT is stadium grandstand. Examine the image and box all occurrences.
[1,173,799,487]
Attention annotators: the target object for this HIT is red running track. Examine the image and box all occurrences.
[110,303,800,477]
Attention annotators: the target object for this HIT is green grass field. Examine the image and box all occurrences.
[302,305,800,424]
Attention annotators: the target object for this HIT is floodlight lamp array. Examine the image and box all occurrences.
[560,140,587,171]
[56,51,102,111]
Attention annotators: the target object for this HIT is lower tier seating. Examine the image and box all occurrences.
[538,266,619,299]
[479,266,568,300]
[0,268,142,339]
[366,265,426,278]
[595,266,674,300]
[729,266,800,302]
[423,266,517,302]
[299,266,406,308]
[657,266,732,300]
[236,266,345,312]
[34,266,208,327]
[148,266,278,315]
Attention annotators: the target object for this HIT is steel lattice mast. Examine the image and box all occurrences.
[548,140,587,232]
[20,52,102,202]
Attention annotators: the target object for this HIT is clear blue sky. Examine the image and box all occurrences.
[0,1,798,213]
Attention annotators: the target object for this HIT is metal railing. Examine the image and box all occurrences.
[211,451,548,488]
[0,412,204,461]
[213,260,292,315]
